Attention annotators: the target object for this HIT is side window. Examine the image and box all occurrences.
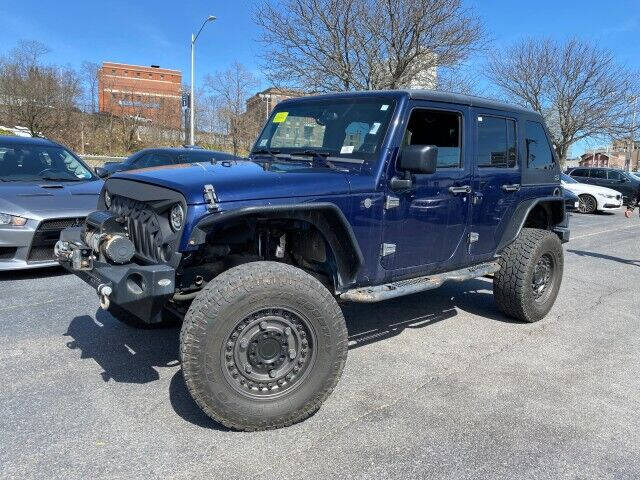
[477,116,517,168]
[607,170,622,180]
[404,109,462,168]
[591,169,606,179]
[525,121,555,170]
[571,169,586,177]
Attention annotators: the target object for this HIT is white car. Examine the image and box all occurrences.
[561,174,623,214]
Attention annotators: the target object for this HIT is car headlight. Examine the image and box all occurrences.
[0,213,27,226]
[170,204,184,231]
[104,190,112,208]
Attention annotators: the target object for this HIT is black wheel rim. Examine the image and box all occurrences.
[531,253,555,303]
[221,308,316,399]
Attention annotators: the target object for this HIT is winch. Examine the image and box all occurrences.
[54,211,135,268]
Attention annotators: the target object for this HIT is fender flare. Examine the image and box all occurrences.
[496,196,566,252]
[188,203,364,289]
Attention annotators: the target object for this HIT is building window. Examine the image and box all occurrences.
[111,69,116,73]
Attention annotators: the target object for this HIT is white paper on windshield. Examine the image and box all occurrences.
[340,145,354,154]
[380,104,389,111]
[369,122,381,135]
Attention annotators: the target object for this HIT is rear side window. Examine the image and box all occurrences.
[525,121,555,170]
[404,109,462,168]
[571,168,588,177]
[607,170,622,180]
[591,169,606,179]
[477,116,517,168]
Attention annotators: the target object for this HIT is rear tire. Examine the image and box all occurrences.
[180,261,348,431]
[493,228,563,323]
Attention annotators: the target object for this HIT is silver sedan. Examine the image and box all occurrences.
[0,136,103,270]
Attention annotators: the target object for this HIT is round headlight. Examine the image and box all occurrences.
[170,204,184,231]
[104,190,112,208]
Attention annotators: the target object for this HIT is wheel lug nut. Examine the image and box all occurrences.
[240,339,248,349]
[269,370,276,378]
[288,349,296,359]
[260,321,268,330]
[245,365,252,373]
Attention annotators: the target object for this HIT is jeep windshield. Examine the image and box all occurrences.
[0,144,95,182]
[251,97,397,165]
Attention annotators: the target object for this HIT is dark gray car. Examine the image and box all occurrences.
[95,146,238,178]
[0,136,103,270]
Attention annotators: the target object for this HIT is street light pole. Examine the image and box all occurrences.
[190,15,216,146]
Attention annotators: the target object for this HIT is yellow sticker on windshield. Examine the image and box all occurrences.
[273,111,289,123]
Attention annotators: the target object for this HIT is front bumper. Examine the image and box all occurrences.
[56,227,176,323]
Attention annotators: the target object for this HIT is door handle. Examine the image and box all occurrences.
[501,183,521,192]
[448,185,472,195]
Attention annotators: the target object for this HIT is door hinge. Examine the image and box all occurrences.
[380,243,396,256]
[203,184,219,211]
[384,196,400,209]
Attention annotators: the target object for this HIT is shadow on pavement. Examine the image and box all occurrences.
[0,265,68,282]
[63,276,516,429]
[567,249,640,267]
[64,309,180,384]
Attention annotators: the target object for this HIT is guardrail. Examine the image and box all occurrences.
[80,155,126,167]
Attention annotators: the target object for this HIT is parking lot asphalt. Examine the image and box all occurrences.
[1,211,640,479]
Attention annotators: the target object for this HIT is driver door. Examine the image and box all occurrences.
[382,103,472,276]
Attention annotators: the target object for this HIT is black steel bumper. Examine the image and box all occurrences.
[57,228,175,324]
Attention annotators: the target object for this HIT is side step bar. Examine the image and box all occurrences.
[340,262,500,303]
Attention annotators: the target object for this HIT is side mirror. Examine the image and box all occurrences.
[95,167,109,179]
[399,145,438,174]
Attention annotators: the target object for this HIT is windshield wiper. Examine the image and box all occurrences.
[251,148,281,162]
[289,150,348,172]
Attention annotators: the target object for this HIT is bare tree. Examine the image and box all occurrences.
[488,38,639,163]
[255,0,483,92]
[0,40,82,138]
[80,61,100,113]
[205,62,260,156]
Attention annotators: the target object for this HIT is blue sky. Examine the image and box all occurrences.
[0,0,638,155]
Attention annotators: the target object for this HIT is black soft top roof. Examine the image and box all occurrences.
[280,89,537,117]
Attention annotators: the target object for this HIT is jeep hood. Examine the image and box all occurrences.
[110,160,352,204]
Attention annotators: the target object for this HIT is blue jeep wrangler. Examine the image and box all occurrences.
[56,90,569,430]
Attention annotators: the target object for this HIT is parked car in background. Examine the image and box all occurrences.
[0,136,103,270]
[563,186,579,212]
[567,167,640,206]
[561,173,622,214]
[95,147,239,178]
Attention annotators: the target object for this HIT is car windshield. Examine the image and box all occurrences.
[252,97,397,164]
[0,144,94,182]
[561,173,578,183]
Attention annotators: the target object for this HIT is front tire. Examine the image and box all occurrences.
[180,261,348,431]
[578,194,597,214]
[493,228,564,323]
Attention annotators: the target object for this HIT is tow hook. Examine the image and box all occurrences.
[97,284,113,310]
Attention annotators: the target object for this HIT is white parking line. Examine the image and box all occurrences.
[571,223,640,240]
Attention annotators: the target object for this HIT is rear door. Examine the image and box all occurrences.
[587,168,608,188]
[469,111,521,256]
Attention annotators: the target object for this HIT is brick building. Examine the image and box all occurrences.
[245,87,302,123]
[98,62,182,129]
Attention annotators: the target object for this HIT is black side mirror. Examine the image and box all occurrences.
[399,145,438,174]
[95,167,109,179]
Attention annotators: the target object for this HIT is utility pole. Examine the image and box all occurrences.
[190,15,216,146]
